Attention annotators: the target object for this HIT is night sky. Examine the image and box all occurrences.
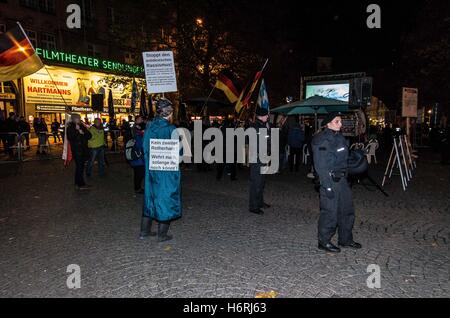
[216,0,448,110]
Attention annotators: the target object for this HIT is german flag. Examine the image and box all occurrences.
[215,70,240,103]
[235,70,262,114]
[0,23,44,82]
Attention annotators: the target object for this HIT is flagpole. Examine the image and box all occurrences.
[16,21,75,163]
[200,85,216,118]
[16,22,73,115]
[252,58,269,123]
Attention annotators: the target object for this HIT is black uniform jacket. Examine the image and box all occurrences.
[311,128,349,189]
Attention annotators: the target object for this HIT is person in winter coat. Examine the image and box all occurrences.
[66,114,92,190]
[33,117,48,155]
[18,116,31,150]
[51,119,61,143]
[130,115,146,194]
[287,118,305,172]
[140,99,181,242]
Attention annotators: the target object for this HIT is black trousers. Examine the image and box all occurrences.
[289,147,302,171]
[249,163,266,210]
[318,178,355,245]
[133,166,145,191]
[74,156,87,187]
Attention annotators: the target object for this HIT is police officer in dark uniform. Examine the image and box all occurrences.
[312,112,361,253]
[249,107,271,215]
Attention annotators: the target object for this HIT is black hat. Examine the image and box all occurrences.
[322,111,342,126]
[255,107,269,116]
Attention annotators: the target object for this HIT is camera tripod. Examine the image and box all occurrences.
[382,134,416,191]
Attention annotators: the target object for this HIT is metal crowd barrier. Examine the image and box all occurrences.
[0,132,20,163]
[107,129,123,154]
[0,132,60,164]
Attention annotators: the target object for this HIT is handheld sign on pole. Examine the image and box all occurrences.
[142,51,178,94]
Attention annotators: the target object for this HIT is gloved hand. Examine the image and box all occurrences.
[324,187,335,199]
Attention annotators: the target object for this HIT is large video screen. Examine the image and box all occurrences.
[306,81,350,102]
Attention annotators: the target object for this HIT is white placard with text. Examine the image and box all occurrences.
[142,51,178,94]
[149,139,179,171]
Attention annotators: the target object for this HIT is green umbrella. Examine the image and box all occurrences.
[271,95,349,131]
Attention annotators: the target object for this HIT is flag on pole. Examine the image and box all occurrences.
[257,79,270,110]
[234,82,248,114]
[0,22,44,82]
[235,70,262,113]
[62,114,73,166]
[139,89,147,117]
[108,90,114,118]
[130,79,138,114]
[214,70,240,103]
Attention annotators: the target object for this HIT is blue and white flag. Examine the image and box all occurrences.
[257,79,269,110]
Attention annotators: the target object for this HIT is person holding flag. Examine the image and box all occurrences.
[249,106,272,215]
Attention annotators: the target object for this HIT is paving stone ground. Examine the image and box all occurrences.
[0,149,449,298]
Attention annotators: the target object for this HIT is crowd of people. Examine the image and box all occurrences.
[1,104,448,250]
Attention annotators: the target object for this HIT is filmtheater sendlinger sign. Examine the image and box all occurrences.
[35,48,144,77]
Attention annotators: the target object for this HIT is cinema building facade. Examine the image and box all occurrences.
[21,48,146,125]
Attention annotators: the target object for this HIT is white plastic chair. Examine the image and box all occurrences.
[350,142,365,150]
[365,141,379,164]
[302,144,310,165]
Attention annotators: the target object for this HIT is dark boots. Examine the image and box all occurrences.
[158,222,173,242]
[139,216,156,239]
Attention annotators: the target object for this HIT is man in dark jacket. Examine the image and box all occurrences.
[51,119,61,143]
[277,115,289,172]
[0,112,7,154]
[249,107,272,215]
[18,116,31,150]
[312,112,361,253]
[5,112,18,157]
[130,115,146,194]
[66,114,92,190]
[287,118,305,172]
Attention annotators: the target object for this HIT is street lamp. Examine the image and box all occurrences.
[196,18,203,26]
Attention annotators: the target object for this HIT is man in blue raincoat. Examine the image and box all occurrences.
[140,98,182,242]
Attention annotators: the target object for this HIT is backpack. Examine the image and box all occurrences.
[125,138,143,161]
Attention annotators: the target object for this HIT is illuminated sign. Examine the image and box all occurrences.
[306,82,350,102]
[36,48,144,76]
[24,65,145,107]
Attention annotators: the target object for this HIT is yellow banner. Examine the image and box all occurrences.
[23,65,144,107]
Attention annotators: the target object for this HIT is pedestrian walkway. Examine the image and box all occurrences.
[0,152,448,297]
